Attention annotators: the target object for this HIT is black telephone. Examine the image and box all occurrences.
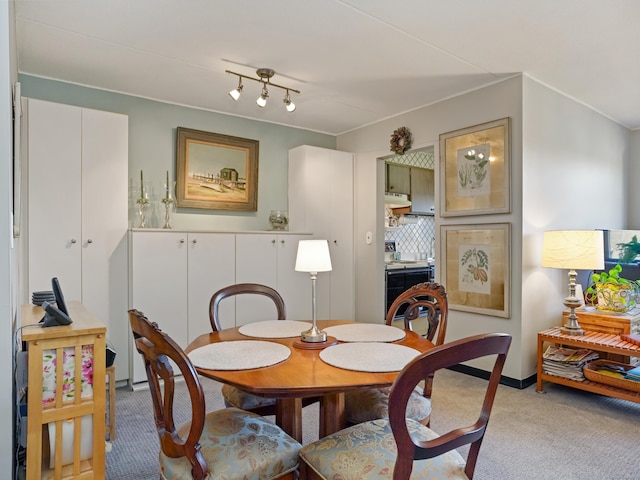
[41,301,73,327]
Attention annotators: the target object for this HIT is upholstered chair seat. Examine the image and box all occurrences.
[300,418,468,480]
[162,407,300,480]
[344,385,431,425]
[221,384,276,410]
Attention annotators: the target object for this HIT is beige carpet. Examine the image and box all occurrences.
[106,369,640,479]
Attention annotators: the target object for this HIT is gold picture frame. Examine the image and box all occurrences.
[439,117,510,216]
[440,223,511,318]
[176,127,259,211]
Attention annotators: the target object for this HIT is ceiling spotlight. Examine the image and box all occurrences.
[229,77,243,101]
[257,84,269,108]
[284,90,296,113]
[225,68,300,111]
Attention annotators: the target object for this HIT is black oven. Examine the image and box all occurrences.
[385,265,433,316]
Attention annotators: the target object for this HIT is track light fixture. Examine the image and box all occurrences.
[284,89,296,112]
[226,68,300,113]
[229,77,243,101]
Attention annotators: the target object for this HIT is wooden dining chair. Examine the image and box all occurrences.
[209,283,288,415]
[299,333,512,480]
[344,282,448,427]
[128,309,301,480]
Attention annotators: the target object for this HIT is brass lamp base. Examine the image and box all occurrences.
[301,325,327,343]
[560,323,585,336]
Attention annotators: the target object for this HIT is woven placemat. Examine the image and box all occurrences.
[319,342,420,372]
[322,323,406,342]
[188,340,290,370]
[238,320,312,338]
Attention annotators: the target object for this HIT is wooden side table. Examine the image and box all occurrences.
[537,327,640,404]
[21,302,106,480]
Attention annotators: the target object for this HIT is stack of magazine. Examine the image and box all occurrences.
[542,345,599,381]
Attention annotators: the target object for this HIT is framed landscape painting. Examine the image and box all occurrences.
[176,127,259,211]
[440,223,511,318]
[439,117,510,217]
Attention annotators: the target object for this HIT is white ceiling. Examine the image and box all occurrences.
[13,0,640,135]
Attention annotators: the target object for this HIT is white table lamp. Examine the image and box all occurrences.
[295,239,332,342]
[542,230,604,335]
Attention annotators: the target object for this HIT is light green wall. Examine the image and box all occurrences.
[19,74,335,231]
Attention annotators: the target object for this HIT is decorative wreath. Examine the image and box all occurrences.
[390,127,412,155]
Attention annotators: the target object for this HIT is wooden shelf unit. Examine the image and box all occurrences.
[537,327,640,404]
[21,302,106,480]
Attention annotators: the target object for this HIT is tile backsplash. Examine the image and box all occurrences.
[385,213,435,258]
[384,149,436,258]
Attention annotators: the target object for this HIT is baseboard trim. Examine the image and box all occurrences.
[447,364,536,390]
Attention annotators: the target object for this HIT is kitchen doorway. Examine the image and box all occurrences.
[381,146,437,322]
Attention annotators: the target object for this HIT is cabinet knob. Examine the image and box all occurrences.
[70,239,77,244]
[272,239,276,244]
[334,240,338,245]
[280,239,285,244]
[179,239,185,244]
[87,239,93,244]
[192,239,197,244]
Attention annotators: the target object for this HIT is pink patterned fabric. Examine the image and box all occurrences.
[42,345,94,406]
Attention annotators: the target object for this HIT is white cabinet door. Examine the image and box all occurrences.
[27,99,82,298]
[81,107,129,377]
[26,99,130,381]
[276,234,316,321]
[129,231,188,383]
[235,234,278,325]
[187,232,236,339]
[288,145,355,320]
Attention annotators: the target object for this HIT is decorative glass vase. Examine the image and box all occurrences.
[269,210,289,231]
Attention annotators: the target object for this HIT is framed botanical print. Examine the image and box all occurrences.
[440,223,511,318]
[439,117,510,216]
[176,127,259,211]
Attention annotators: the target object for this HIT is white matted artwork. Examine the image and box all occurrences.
[440,223,511,318]
[439,117,510,216]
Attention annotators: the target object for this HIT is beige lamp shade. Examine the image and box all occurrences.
[295,239,332,273]
[541,230,605,270]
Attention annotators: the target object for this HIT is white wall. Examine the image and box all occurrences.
[19,75,335,233]
[339,76,524,379]
[629,129,640,228]
[339,75,631,382]
[1,0,17,474]
[521,76,629,377]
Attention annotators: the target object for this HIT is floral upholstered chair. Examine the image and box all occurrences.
[344,282,448,427]
[129,309,301,480]
[299,333,512,480]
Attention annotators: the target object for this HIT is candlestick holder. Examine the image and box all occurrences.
[161,181,176,229]
[136,191,151,228]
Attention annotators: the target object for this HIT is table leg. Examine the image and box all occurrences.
[319,392,344,438]
[276,398,302,442]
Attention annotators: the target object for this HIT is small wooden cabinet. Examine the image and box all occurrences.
[21,302,106,480]
[564,307,640,335]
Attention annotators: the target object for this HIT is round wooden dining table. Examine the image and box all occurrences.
[186,320,435,442]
